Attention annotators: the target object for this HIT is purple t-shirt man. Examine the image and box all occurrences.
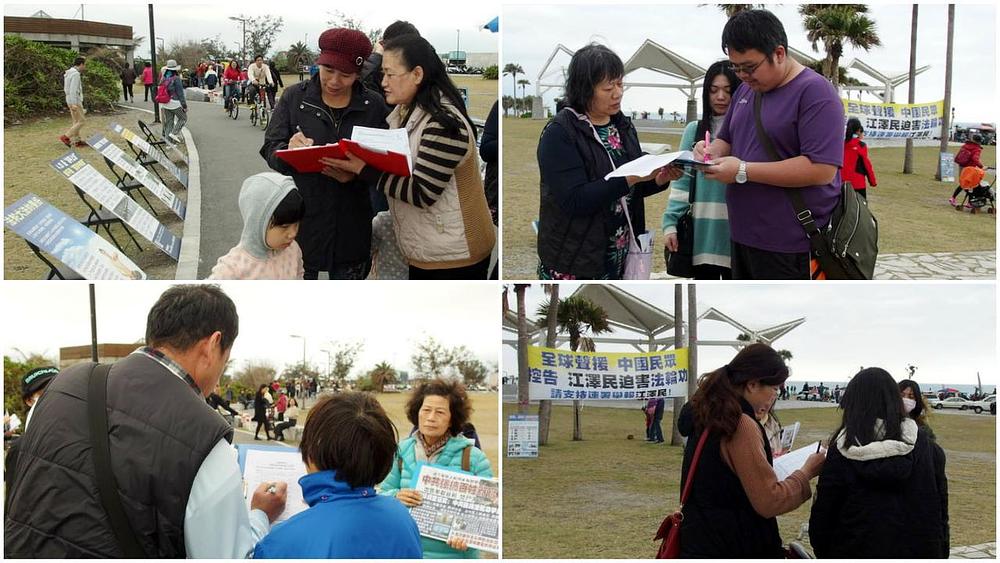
[717,67,844,253]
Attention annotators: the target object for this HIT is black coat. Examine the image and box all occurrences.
[260,76,389,271]
[253,394,270,423]
[809,425,949,558]
[536,108,667,278]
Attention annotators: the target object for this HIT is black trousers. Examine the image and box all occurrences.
[122,83,134,101]
[731,240,809,280]
[692,264,732,280]
[143,84,154,101]
[409,255,491,280]
[254,420,271,439]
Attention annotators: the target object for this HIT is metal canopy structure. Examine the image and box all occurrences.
[535,43,576,100]
[843,58,931,103]
[697,307,806,349]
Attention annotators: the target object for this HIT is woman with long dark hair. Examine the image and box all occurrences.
[535,43,683,280]
[676,343,824,557]
[327,33,495,279]
[252,384,273,440]
[899,378,936,439]
[810,368,949,558]
[662,61,739,279]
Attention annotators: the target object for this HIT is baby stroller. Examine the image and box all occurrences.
[955,166,996,214]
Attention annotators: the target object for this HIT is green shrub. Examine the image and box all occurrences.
[4,35,120,124]
[483,64,498,80]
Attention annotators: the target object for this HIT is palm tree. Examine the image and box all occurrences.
[503,63,524,115]
[515,284,531,415]
[799,5,882,88]
[517,78,530,101]
[539,284,559,445]
[936,5,955,181]
[536,295,611,441]
[903,5,918,174]
[369,362,397,393]
[287,41,312,72]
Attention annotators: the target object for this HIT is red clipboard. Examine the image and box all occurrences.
[340,139,412,177]
[275,143,347,173]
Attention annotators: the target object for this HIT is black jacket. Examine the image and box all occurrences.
[481,101,499,225]
[809,424,949,558]
[261,76,389,271]
[4,356,232,557]
[679,399,784,558]
[536,108,666,278]
[253,394,270,423]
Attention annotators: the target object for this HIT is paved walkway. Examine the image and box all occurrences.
[951,542,996,558]
[652,250,996,280]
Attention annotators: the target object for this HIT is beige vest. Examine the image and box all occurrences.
[387,101,495,270]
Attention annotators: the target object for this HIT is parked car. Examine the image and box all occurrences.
[922,392,940,407]
[934,396,973,410]
[970,395,996,415]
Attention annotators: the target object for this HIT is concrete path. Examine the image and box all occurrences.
[951,542,996,558]
[652,250,996,280]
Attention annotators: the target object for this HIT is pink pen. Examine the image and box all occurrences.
[703,131,711,163]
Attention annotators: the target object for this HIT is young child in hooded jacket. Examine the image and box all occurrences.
[209,172,304,279]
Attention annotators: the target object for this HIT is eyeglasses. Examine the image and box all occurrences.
[728,57,767,76]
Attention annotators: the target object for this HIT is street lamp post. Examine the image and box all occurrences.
[147,4,160,123]
[229,15,248,65]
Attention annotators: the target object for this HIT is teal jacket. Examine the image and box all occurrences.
[380,434,493,559]
[661,120,732,269]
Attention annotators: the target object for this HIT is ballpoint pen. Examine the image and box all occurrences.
[703,131,711,163]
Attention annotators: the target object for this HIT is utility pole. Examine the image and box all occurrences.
[148,4,160,123]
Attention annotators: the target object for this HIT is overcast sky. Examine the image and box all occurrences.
[502,283,996,387]
[3,282,500,378]
[5,2,499,58]
[502,2,996,123]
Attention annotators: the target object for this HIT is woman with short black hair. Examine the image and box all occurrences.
[252,392,422,558]
[810,368,949,558]
[674,343,824,557]
[536,43,682,280]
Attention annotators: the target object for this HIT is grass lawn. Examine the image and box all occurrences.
[280,391,500,471]
[280,73,497,122]
[501,117,996,279]
[501,403,995,558]
[4,109,186,280]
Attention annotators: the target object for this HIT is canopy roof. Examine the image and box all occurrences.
[571,284,676,337]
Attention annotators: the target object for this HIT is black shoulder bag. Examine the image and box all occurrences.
[752,94,878,280]
[88,363,147,558]
[666,134,697,278]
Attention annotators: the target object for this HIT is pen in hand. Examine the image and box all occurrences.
[703,131,711,163]
[816,441,822,453]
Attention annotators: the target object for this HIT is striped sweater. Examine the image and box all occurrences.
[377,119,470,208]
[661,120,731,269]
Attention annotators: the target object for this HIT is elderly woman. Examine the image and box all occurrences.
[810,369,949,558]
[536,43,682,280]
[261,28,389,280]
[675,343,824,557]
[328,34,495,279]
[252,392,423,558]
[380,378,492,558]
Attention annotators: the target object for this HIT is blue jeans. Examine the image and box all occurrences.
[223,83,237,108]
[651,417,664,442]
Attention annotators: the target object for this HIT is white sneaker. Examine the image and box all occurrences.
[168,133,182,144]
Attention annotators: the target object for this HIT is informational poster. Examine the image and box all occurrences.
[527,346,689,401]
[87,133,186,219]
[842,99,945,140]
[240,447,308,522]
[110,122,188,186]
[940,152,956,183]
[4,193,146,280]
[507,414,539,458]
[411,465,499,554]
[50,151,180,260]
[86,134,186,219]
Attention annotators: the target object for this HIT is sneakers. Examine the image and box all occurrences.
[949,196,957,206]
[59,135,71,147]
[73,140,88,147]
[168,133,182,144]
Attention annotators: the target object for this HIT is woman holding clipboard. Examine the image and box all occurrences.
[260,28,389,280]
[326,34,495,280]
[661,61,740,279]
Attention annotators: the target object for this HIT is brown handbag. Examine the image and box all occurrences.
[654,430,710,558]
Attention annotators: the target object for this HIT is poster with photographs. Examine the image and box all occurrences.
[411,465,499,554]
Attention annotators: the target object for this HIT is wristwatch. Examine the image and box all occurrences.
[735,160,748,184]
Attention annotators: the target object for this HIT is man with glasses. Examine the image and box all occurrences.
[694,9,843,280]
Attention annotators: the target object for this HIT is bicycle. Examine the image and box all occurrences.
[248,85,269,130]
[224,85,239,120]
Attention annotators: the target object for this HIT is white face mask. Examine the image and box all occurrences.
[902,397,917,414]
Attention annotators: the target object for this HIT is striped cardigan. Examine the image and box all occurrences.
[363,97,494,270]
[661,120,731,269]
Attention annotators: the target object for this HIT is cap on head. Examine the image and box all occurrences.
[316,28,372,75]
[22,366,59,400]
